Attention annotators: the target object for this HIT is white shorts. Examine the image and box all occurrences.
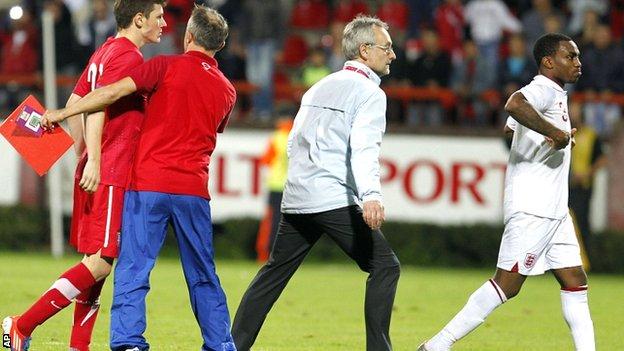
[497,212,582,276]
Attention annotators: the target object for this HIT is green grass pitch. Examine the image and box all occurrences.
[1,252,622,350]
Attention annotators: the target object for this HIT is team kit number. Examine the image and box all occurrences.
[87,63,104,92]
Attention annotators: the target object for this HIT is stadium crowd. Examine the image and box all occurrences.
[0,0,623,134]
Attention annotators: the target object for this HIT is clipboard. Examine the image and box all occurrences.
[0,95,74,176]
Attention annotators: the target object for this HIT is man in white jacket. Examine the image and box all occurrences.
[232,15,400,351]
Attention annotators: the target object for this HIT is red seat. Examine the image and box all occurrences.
[280,35,309,67]
[377,0,409,31]
[333,0,369,23]
[290,0,330,29]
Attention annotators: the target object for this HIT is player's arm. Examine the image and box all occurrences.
[79,110,105,193]
[350,91,386,230]
[64,93,88,156]
[504,91,570,149]
[42,77,137,127]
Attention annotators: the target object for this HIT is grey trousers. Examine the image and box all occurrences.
[232,205,401,351]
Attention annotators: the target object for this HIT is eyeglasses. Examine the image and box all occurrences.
[366,43,394,54]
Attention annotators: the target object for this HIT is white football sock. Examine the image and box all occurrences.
[426,279,507,351]
[561,286,595,351]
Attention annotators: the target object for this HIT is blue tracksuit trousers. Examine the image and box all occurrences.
[110,191,236,351]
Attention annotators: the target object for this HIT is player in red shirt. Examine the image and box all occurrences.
[2,2,166,351]
[42,6,236,351]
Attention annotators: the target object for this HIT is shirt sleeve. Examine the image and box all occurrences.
[496,2,522,33]
[97,50,143,87]
[73,66,90,97]
[349,89,386,204]
[128,55,169,93]
[506,116,518,131]
[519,84,550,113]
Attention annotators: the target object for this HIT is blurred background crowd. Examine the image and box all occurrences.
[0,0,623,136]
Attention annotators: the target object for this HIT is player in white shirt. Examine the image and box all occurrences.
[419,33,595,351]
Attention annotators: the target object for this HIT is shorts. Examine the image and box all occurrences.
[497,212,582,276]
[70,179,125,258]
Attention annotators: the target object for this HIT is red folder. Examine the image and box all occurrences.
[0,95,74,176]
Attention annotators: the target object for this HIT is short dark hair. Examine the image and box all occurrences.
[113,0,165,30]
[533,33,572,67]
[187,5,229,51]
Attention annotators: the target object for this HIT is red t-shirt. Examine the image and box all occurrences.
[128,51,236,199]
[73,36,146,187]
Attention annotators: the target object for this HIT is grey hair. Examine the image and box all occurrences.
[342,15,389,60]
[186,5,228,51]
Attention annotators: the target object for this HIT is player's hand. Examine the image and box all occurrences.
[80,159,100,194]
[41,109,65,129]
[363,200,385,230]
[546,129,570,150]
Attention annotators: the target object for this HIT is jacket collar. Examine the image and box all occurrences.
[343,60,381,86]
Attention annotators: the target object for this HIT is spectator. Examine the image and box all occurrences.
[569,100,607,252]
[498,34,535,122]
[521,0,566,47]
[0,10,38,75]
[406,28,452,126]
[567,0,608,35]
[377,0,409,34]
[88,0,116,51]
[325,21,347,72]
[0,9,39,110]
[255,108,294,262]
[571,8,602,49]
[610,0,624,41]
[543,12,565,34]
[576,24,624,136]
[300,47,332,87]
[405,0,439,37]
[43,0,81,107]
[452,38,496,126]
[290,0,329,30]
[499,34,534,92]
[239,0,284,121]
[578,23,624,92]
[381,34,410,125]
[434,0,465,63]
[44,0,79,73]
[464,0,522,70]
[333,0,369,23]
[64,0,91,66]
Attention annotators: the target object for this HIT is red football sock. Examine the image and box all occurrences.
[17,263,96,336]
[69,279,106,351]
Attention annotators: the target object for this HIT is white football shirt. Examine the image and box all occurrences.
[504,75,571,221]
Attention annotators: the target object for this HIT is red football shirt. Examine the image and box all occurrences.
[128,51,236,199]
[73,36,146,187]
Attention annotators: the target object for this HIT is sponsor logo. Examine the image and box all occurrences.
[202,62,211,71]
[524,253,537,268]
[3,333,10,348]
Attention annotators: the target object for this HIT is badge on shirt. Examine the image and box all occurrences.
[15,105,44,137]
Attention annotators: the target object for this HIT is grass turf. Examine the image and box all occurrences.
[0,252,622,350]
